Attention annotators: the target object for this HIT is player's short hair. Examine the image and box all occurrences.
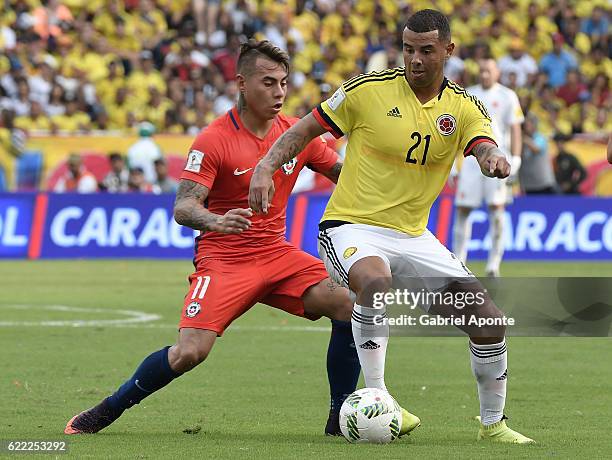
[237,39,290,76]
[405,9,451,43]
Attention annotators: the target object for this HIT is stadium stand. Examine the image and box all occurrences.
[0,0,609,192]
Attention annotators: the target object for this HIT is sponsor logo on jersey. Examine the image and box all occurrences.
[327,87,346,111]
[386,106,402,118]
[281,158,297,175]
[186,301,201,318]
[185,150,204,172]
[436,114,456,136]
[343,246,358,259]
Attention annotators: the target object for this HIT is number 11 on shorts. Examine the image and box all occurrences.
[191,275,211,300]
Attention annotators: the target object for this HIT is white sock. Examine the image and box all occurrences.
[453,209,471,263]
[352,303,388,391]
[469,340,507,425]
[486,208,504,273]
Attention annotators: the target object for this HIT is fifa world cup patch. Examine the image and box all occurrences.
[185,301,201,318]
[343,247,358,259]
[327,87,346,111]
[185,150,205,172]
[436,114,456,136]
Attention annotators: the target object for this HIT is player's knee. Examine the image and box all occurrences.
[472,303,506,340]
[354,275,392,307]
[332,295,353,322]
[170,342,210,373]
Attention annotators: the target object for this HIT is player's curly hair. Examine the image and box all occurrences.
[405,9,451,43]
[237,39,290,75]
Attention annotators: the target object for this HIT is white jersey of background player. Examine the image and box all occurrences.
[453,59,524,277]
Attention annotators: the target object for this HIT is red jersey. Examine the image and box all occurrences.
[180,108,338,263]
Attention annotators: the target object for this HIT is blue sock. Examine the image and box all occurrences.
[107,346,181,414]
[327,320,361,412]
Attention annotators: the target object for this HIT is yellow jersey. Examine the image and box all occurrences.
[313,67,496,236]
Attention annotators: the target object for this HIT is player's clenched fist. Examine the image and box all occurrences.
[211,208,253,234]
[248,166,275,214]
[481,154,510,179]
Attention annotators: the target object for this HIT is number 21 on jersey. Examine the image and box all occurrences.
[405,131,431,165]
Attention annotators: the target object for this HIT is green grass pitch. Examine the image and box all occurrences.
[1,260,611,459]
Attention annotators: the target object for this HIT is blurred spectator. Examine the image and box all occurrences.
[367,39,403,74]
[128,50,166,103]
[51,98,90,133]
[153,158,178,194]
[127,166,159,193]
[519,114,556,194]
[11,78,31,116]
[0,109,27,190]
[127,121,162,183]
[32,0,74,42]
[556,69,588,107]
[553,134,587,194]
[587,72,610,109]
[540,33,578,87]
[212,80,238,115]
[101,152,128,193]
[580,45,611,81]
[54,153,98,193]
[582,107,611,138]
[212,34,241,82]
[16,100,51,132]
[497,38,538,88]
[580,6,609,48]
[45,83,66,117]
[193,0,220,46]
[28,59,56,106]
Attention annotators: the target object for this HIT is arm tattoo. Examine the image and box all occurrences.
[260,130,308,171]
[471,141,497,160]
[327,279,338,292]
[173,180,218,231]
[322,161,343,184]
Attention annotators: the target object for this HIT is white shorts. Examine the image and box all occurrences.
[317,223,474,299]
[455,156,507,208]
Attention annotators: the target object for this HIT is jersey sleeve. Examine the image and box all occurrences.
[460,96,498,157]
[311,84,355,139]
[180,131,222,189]
[303,135,339,173]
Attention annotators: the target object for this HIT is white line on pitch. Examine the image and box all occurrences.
[0,304,330,332]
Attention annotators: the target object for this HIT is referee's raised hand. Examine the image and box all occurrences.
[249,164,276,214]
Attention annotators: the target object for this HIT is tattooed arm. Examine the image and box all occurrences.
[471,142,511,179]
[174,179,252,234]
[249,113,327,213]
[317,160,343,184]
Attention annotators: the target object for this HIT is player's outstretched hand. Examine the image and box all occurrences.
[249,166,275,214]
[211,208,253,234]
[481,154,510,179]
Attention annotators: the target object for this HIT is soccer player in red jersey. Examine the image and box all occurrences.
[65,40,359,436]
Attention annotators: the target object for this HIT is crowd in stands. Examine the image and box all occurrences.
[0,0,608,136]
[52,121,179,193]
[0,0,609,193]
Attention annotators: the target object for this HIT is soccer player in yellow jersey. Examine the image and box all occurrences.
[250,9,535,444]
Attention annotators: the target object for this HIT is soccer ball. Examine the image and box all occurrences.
[339,388,402,444]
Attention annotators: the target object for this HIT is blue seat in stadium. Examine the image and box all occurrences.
[16,151,43,191]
